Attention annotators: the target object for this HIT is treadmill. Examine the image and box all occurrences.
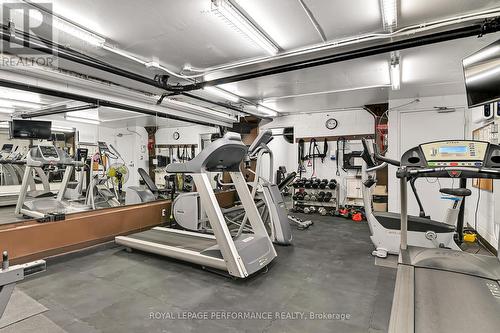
[116,133,277,278]
[389,140,500,333]
[15,145,89,219]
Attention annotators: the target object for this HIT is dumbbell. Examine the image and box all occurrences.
[329,209,337,216]
[295,206,304,213]
[304,180,312,189]
[304,194,311,201]
[296,192,304,200]
[319,179,328,189]
[324,192,333,202]
[292,193,298,200]
[310,194,317,201]
[311,179,321,189]
[318,207,328,216]
[328,179,338,189]
[309,206,316,214]
[317,191,326,202]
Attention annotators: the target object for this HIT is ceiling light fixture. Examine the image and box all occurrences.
[24,4,105,47]
[0,107,15,114]
[0,98,42,109]
[0,88,41,103]
[257,104,278,117]
[390,52,401,90]
[203,86,240,103]
[211,0,279,55]
[65,116,100,125]
[51,125,75,133]
[52,17,105,46]
[380,0,397,31]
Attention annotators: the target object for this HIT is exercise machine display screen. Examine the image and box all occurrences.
[1,144,13,153]
[439,146,467,155]
[421,141,488,167]
[39,146,59,159]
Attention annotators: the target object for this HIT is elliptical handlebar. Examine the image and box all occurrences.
[361,138,400,168]
[374,153,400,167]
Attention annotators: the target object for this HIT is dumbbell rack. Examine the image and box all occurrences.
[292,181,339,215]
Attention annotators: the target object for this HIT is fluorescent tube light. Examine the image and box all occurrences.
[52,17,105,46]
[102,44,147,65]
[257,104,278,117]
[65,116,100,125]
[212,0,279,55]
[27,6,105,46]
[0,98,41,109]
[0,107,14,114]
[0,88,41,103]
[52,125,75,133]
[390,54,401,90]
[203,86,240,103]
[380,0,397,31]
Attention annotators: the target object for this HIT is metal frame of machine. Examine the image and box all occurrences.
[116,133,277,278]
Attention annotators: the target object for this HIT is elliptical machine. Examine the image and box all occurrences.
[361,138,463,257]
[85,142,122,209]
[172,130,293,245]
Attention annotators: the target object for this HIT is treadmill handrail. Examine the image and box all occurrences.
[403,166,500,176]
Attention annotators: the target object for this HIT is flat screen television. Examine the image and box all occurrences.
[9,119,52,139]
[463,39,500,108]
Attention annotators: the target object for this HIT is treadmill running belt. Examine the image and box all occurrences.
[415,268,500,333]
[129,229,217,253]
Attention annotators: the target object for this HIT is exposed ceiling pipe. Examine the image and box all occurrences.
[297,0,327,43]
[0,79,217,127]
[0,24,253,116]
[176,18,500,90]
[184,8,500,75]
[2,16,499,97]
[20,103,98,119]
[180,93,244,115]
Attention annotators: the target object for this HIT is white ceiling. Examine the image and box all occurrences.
[1,0,499,121]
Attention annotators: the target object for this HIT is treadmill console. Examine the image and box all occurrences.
[420,141,488,167]
[76,148,89,162]
[38,146,60,161]
[399,140,500,178]
[1,144,13,153]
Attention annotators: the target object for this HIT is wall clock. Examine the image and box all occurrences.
[325,118,338,130]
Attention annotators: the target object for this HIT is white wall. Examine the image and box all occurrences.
[155,124,218,157]
[465,106,499,249]
[261,109,375,204]
[49,119,149,189]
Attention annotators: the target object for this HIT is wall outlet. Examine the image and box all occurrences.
[161,209,166,217]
